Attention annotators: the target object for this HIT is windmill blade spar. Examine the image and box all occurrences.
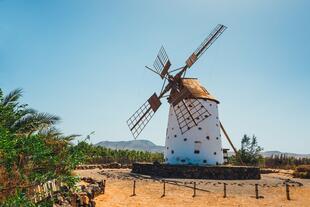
[185,24,227,68]
[127,93,162,138]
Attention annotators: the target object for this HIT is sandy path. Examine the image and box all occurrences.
[75,169,310,207]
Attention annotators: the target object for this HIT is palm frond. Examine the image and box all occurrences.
[18,108,37,117]
[38,127,63,137]
[63,134,81,142]
[12,112,60,134]
[34,113,60,128]
[2,88,23,106]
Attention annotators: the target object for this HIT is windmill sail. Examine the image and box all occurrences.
[186,24,227,68]
[127,93,161,138]
[173,99,211,134]
[153,46,171,79]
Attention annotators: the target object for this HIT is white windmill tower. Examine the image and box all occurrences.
[127,24,239,166]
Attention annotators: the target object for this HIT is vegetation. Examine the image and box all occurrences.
[293,165,310,179]
[229,134,310,174]
[76,141,164,164]
[262,154,310,169]
[229,134,264,166]
[0,88,164,205]
[0,88,85,205]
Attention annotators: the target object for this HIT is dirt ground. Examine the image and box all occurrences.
[75,168,310,207]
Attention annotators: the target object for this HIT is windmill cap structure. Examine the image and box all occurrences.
[168,78,219,105]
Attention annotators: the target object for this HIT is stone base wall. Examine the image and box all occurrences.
[132,163,261,180]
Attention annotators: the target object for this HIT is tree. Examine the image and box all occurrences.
[0,88,60,136]
[230,134,263,166]
[0,88,84,205]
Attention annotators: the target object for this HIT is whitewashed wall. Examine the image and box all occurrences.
[164,99,224,165]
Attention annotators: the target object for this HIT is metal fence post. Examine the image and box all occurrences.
[286,184,290,200]
[132,180,136,196]
[223,183,227,198]
[255,184,259,199]
[192,182,196,197]
[103,179,106,194]
[161,181,166,197]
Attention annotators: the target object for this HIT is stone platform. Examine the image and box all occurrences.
[132,163,261,180]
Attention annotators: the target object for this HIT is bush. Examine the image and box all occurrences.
[293,165,310,179]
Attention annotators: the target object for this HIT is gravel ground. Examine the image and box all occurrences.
[75,168,310,207]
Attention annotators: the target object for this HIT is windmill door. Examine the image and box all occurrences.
[194,141,201,154]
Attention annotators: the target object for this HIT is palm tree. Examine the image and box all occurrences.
[0,88,60,135]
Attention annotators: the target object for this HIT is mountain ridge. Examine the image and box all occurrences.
[95,139,310,158]
[95,139,165,153]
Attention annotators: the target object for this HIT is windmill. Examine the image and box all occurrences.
[127,24,239,165]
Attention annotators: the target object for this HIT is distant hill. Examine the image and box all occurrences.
[261,151,310,159]
[95,139,165,153]
[95,140,310,158]
[226,150,310,158]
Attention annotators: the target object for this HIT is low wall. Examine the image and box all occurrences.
[132,163,261,180]
[76,163,131,170]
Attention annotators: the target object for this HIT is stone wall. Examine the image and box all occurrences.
[132,163,261,180]
[75,163,131,170]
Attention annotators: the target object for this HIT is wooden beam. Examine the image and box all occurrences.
[220,121,244,165]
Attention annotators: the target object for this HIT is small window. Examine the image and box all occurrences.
[181,159,186,163]
[174,134,177,138]
[184,138,187,141]
[209,104,212,107]
[194,141,201,143]
[216,116,219,119]
[194,150,200,154]
[214,152,217,155]
[216,137,219,140]
[204,115,208,118]
[171,150,174,154]
[198,127,202,130]
[203,160,207,163]
[196,117,200,120]
[216,124,219,127]
[167,147,169,149]
[216,162,219,165]
[206,136,210,140]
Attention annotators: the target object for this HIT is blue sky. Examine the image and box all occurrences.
[1,0,309,153]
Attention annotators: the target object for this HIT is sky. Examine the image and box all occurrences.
[0,0,309,153]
